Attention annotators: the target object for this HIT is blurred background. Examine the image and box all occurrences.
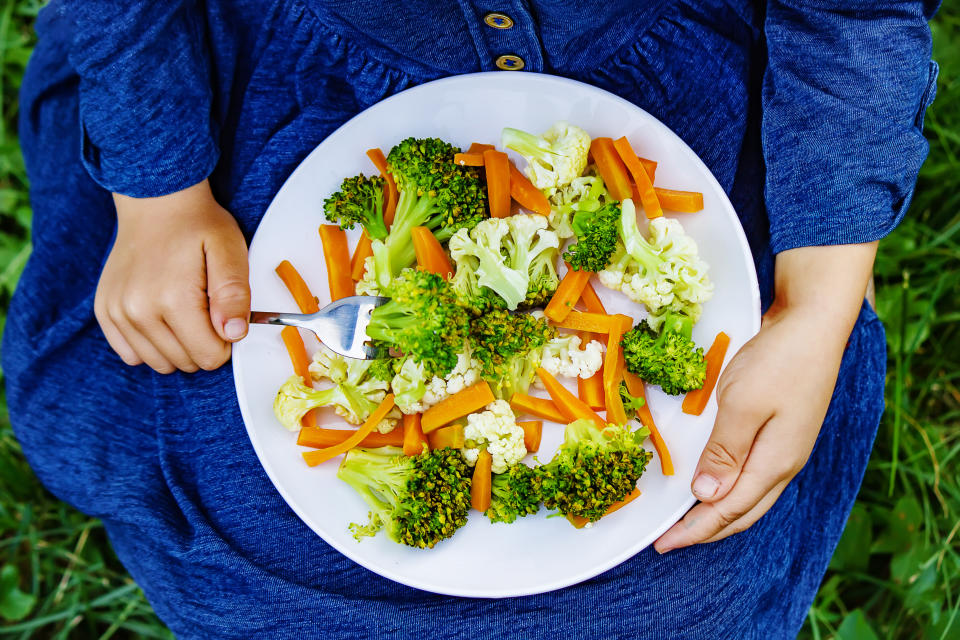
[1,2,957,638]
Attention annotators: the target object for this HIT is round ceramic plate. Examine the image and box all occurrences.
[233,72,761,598]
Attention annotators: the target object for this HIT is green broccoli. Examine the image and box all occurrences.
[619,380,646,415]
[370,137,488,288]
[562,202,621,272]
[537,419,651,524]
[337,446,472,549]
[449,215,560,312]
[486,464,541,524]
[322,174,388,240]
[620,310,707,396]
[468,308,555,398]
[365,268,469,379]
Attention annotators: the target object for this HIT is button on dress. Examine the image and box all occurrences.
[4,1,939,638]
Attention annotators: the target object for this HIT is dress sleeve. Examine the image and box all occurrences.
[762,0,940,254]
[60,1,219,198]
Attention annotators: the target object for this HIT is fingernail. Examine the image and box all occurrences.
[692,474,720,500]
[224,318,247,341]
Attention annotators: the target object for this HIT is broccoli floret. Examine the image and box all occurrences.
[371,137,488,288]
[620,310,707,396]
[486,464,541,524]
[323,174,388,240]
[547,168,612,239]
[537,419,652,523]
[619,381,646,415]
[469,308,555,398]
[563,202,621,272]
[365,269,469,379]
[337,446,472,549]
[501,121,591,194]
[449,215,560,312]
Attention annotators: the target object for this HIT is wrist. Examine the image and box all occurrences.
[113,180,215,220]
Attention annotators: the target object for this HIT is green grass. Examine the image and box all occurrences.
[1,1,958,638]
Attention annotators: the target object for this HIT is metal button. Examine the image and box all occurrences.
[495,54,525,71]
[484,13,514,29]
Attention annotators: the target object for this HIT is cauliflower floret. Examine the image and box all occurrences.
[547,169,611,239]
[354,255,381,296]
[392,349,482,415]
[502,121,591,195]
[536,334,604,384]
[302,345,390,426]
[462,400,527,474]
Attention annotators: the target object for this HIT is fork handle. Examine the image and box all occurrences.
[249,310,326,330]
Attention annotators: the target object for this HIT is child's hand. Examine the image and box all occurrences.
[654,241,878,552]
[94,181,250,373]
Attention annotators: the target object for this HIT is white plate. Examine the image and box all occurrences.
[233,72,761,597]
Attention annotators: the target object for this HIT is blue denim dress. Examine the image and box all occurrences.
[4,1,939,638]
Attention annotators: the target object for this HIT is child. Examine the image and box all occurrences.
[3,1,938,637]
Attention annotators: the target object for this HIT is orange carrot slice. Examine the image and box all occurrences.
[280,326,315,428]
[427,423,465,450]
[654,188,704,213]
[508,161,551,215]
[509,393,567,423]
[422,381,496,433]
[638,157,657,183]
[552,310,613,334]
[471,450,493,512]
[302,394,395,466]
[297,427,403,449]
[613,137,662,218]
[537,367,606,430]
[623,370,673,475]
[567,488,642,528]
[518,420,543,453]
[590,137,633,201]
[366,148,398,225]
[468,143,496,153]
[318,225,355,301]
[578,338,606,410]
[350,231,374,281]
[483,149,511,218]
[402,413,429,456]
[454,152,485,166]
[411,226,453,279]
[603,315,632,426]
[275,260,319,314]
[682,332,731,416]
[545,269,592,322]
[580,280,607,314]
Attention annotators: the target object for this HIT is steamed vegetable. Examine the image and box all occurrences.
[620,310,707,396]
[501,122,591,194]
[462,399,526,474]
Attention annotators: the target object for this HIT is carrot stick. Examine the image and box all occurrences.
[483,149,511,218]
[302,394,395,466]
[275,260,320,314]
[580,281,607,314]
[590,137,633,201]
[638,157,657,183]
[682,332,731,416]
[454,152,485,167]
[623,371,673,475]
[427,423,465,450]
[350,231,374,281]
[468,143,496,153]
[297,427,403,449]
[411,226,453,279]
[613,137,662,218]
[280,326,316,428]
[471,450,493,512]
[402,413,429,456]
[579,361,606,412]
[654,188,704,213]
[318,225,355,301]
[552,310,613,334]
[509,393,567,423]
[518,421,543,453]
[422,381,496,433]
[603,315,632,426]
[567,488,642,528]
[366,148,397,225]
[537,367,606,430]
[508,161,551,216]
[544,269,592,322]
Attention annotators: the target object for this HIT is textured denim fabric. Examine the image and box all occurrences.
[4,1,936,637]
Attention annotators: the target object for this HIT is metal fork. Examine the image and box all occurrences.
[249,295,390,359]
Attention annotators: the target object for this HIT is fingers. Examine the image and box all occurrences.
[205,231,251,343]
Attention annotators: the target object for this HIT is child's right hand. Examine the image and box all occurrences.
[94,180,250,373]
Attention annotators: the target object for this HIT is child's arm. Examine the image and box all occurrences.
[654,241,877,552]
[94,181,249,373]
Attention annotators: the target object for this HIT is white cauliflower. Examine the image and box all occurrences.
[547,168,611,239]
[537,334,604,382]
[462,400,527,474]
[391,348,482,415]
[502,121,591,195]
[302,345,398,432]
[354,255,381,296]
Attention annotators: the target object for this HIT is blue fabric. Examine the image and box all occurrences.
[3,0,936,637]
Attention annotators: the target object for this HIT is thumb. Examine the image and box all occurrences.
[691,392,767,503]
[205,229,251,343]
